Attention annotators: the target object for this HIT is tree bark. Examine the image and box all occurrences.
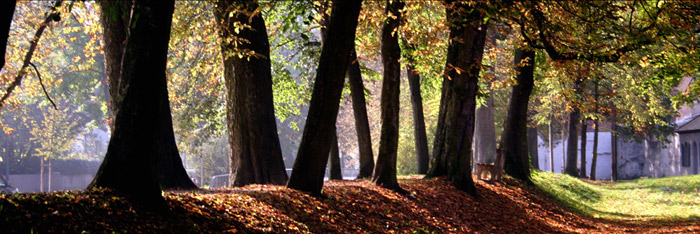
[611,106,618,181]
[500,47,535,184]
[372,0,406,193]
[406,58,430,174]
[329,130,342,180]
[347,48,375,179]
[426,0,487,195]
[286,0,361,195]
[215,0,288,187]
[579,118,587,178]
[89,0,175,210]
[548,112,554,172]
[590,81,599,180]
[100,1,196,190]
[0,0,17,71]
[564,77,583,177]
[528,124,539,170]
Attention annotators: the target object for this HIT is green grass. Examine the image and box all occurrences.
[532,170,700,221]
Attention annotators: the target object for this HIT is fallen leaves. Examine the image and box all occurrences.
[0,176,698,233]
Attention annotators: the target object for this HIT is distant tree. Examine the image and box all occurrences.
[99,1,196,190]
[214,0,288,186]
[89,0,176,210]
[403,41,430,175]
[287,0,362,195]
[347,48,375,179]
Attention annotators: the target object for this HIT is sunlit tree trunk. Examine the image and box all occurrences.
[427,0,487,195]
[287,0,362,195]
[372,0,406,193]
[99,0,196,190]
[215,0,288,186]
[0,0,16,71]
[90,0,176,210]
[347,48,375,179]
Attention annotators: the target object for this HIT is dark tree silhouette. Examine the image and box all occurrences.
[347,48,375,179]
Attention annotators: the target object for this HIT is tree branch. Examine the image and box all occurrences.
[28,62,57,110]
[0,0,62,110]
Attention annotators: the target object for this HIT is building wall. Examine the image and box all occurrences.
[678,131,700,175]
[8,173,93,193]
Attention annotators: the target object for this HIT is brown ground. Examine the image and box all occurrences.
[0,176,698,233]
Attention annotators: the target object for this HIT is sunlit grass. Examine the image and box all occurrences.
[532,170,700,221]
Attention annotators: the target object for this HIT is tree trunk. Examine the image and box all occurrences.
[549,112,554,172]
[40,157,44,193]
[89,0,175,210]
[500,47,535,184]
[564,78,583,177]
[0,0,17,71]
[406,59,430,174]
[286,0,361,195]
[372,0,406,193]
[426,1,487,195]
[100,1,196,190]
[473,91,496,167]
[611,106,618,181]
[562,114,566,172]
[528,124,539,170]
[215,0,288,187]
[579,118,587,178]
[347,48,375,179]
[590,82,599,180]
[329,130,342,180]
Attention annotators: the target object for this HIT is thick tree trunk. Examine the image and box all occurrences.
[590,82,599,180]
[528,124,539,170]
[329,130,342,180]
[0,0,16,71]
[372,0,405,193]
[579,119,587,178]
[215,0,288,186]
[347,48,375,179]
[611,106,618,181]
[406,62,430,174]
[286,0,361,195]
[564,78,583,177]
[89,0,175,210]
[100,1,196,190]
[500,47,535,184]
[426,1,487,195]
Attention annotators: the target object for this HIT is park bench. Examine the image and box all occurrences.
[476,148,505,183]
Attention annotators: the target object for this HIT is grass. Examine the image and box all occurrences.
[532,170,700,221]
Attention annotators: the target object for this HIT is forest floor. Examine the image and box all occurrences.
[1,173,699,233]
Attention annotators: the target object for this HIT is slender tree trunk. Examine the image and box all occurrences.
[89,0,175,210]
[215,0,288,186]
[564,77,583,177]
[611,106,618,181]
[100,0,196,190]
[40,157,44,193]
[373,0,406,193]
[590,81,599,180]
[0,0,17,71]
[473,91,496,166]
[500,47,535,184]
[528,124,539,170]
[426,0,487,195]
[287,0,362,195]
[347,48,375,179]
[562,115,566,172]
[329,129,342,180]
[406,60,430,174]
[549,112,554,172]
[580,118,587,178]
[47,158,52,192]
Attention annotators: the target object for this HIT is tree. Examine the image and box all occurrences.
[287,0,362,195]
[564,76,584,177]
[89,0,175,209]
[372,0,406,193]
[404,42,430,174]
[0,0,17,71]
[214,0,288,186]
[347,48,375,179]
[328,130,342,180]
[99,1,196,190]
[426,0,487,195]
[579,117,587,178]
[500,47,536,184]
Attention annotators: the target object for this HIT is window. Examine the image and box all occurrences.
[682,143,691,167]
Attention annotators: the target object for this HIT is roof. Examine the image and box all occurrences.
[675,113,700,133]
